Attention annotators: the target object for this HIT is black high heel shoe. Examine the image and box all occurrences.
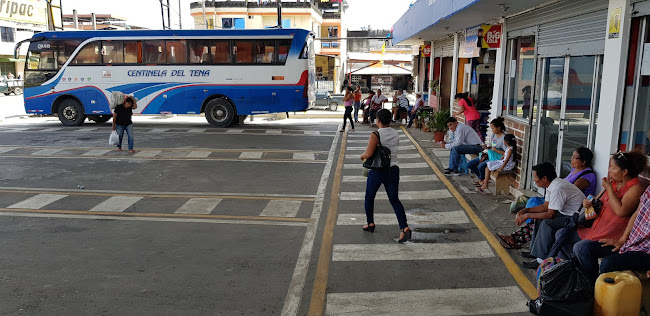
[397,228,412,243]
[362,224,375,233]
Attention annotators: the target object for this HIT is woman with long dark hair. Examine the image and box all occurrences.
[455,92,481,140]
[341,86,355,132]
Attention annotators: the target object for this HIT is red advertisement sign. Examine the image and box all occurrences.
[420,44,431,57]
[482,25,502,49]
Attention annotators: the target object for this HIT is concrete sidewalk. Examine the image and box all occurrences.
[402,125,540,283]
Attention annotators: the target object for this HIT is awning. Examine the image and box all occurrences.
[0,58,21,63]
[393,0,550,45]
[350,65,412,76]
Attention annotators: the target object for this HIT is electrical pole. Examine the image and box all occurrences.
[277,0,282,28]
[178,0,182,29]
[202,0,207,29]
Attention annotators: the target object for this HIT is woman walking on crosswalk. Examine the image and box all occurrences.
[360,109,411,242]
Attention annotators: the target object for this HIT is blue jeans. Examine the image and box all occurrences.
[353,101,361,121]
[407,111,417,127]
[116,124,134,150]
[365,166,408,230]
[573,239,650,283]
[448,145,482,171]
[467,157,489,180]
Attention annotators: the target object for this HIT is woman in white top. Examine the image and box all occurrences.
[360,109,411,242]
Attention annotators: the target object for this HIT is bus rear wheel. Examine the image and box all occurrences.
[57,99,86,126]
[205,99,236,127]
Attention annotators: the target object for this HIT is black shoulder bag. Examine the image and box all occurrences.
[362,131,391,169]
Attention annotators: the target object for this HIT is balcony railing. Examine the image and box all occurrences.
[190,1,319,10]
[322,12,340,19]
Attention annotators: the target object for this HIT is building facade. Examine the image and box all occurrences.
[394,0,650,194]
[190,0,347,92]
[0,0,49,78]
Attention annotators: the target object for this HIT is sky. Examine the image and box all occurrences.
[62,0,414,31]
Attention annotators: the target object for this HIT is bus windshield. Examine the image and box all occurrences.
[25,39,82,88]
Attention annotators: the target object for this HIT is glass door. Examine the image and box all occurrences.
[534,55,601,183]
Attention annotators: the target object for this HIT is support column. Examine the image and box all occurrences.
[428,40,435,108]
[450,33,460,110]
[491,18,506,120]
[593,0,632,175]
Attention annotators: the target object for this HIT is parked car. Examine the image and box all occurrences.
[314,89,340,111]
[0,77,23,95]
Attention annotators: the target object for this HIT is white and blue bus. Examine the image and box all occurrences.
[14,28,315,127]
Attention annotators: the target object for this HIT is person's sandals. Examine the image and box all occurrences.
[476,187,490,194]
[497,233,522,249]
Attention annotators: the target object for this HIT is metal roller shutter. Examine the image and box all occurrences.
[433,37,454,57]
[506,0,608,56]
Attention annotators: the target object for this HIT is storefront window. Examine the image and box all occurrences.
[504,36,535,119]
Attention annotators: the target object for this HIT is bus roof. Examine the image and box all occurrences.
[31,28,311,40]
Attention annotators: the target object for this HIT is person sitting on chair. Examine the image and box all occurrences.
[443,117,483,176]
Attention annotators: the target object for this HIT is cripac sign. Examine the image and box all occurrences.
[481,24,502,49]
[420,44,431,57]
[0,0,48,25]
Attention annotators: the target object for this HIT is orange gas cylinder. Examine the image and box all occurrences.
[594,271,642,316]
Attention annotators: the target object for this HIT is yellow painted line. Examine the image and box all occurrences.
[0,208,311,223]
[0,145,328,154]
[308,131,347,316]
[0,189,315,202]
[0,154,326,163]
[401,126,537,299]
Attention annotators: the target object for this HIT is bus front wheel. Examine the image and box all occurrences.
[205,99,236,127]
[57,99,86,126]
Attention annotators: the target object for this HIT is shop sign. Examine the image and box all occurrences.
[0,0,48,25]
[481,24,502,49]
[420,44,431,57]
[459,25,481,58]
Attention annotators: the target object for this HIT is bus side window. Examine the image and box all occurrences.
[257,40,275,64]
[143,40,166,64]
[210,40,231,64]
[124,41,139,64]
[189,40,210,64]
[102,41,124,64]
[166,40,187,64]
[72,42,101,64]
[277,39,291,65]
[234,40,255,64]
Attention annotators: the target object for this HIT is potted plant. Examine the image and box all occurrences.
[428,109,450,142]
[418,110,431,132]
[429,79,440,96]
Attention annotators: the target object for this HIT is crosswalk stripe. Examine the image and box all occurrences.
[292,152,315,160]
[337,211,469,226]
[332,241,494,261]
[32,148,63,155]
[345,138,406,143]
[225,129,243,134]
[342,175,437,182]
[40,128,62,132]
[89,196,143,212]
[81,128,98,132]
[239,151,264,159]
[188,129,207,133]
[7,194,67,209]
[266,130,282,134]
[325,286,529,315]
[82,149,111,156]
[174,198,222,214]
[0,147,17,154]
[303,131,321,135]
[346,145,415,151]
[260,200,302,217]
[343,162,428,169]
[134,150,161,157]
[186,151,211,158]
[340,190,452,200]
[149,128,169,133]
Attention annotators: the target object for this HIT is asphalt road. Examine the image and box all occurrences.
[0,110,533,315]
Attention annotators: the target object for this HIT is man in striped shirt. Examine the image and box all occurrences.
[577,185,650,282]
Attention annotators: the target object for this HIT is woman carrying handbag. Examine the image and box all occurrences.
[360,109,411,242]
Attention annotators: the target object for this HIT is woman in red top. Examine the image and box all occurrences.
[455,93,482,140]
[570,151,648,279]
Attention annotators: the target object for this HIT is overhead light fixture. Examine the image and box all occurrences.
[498,3,510,11]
